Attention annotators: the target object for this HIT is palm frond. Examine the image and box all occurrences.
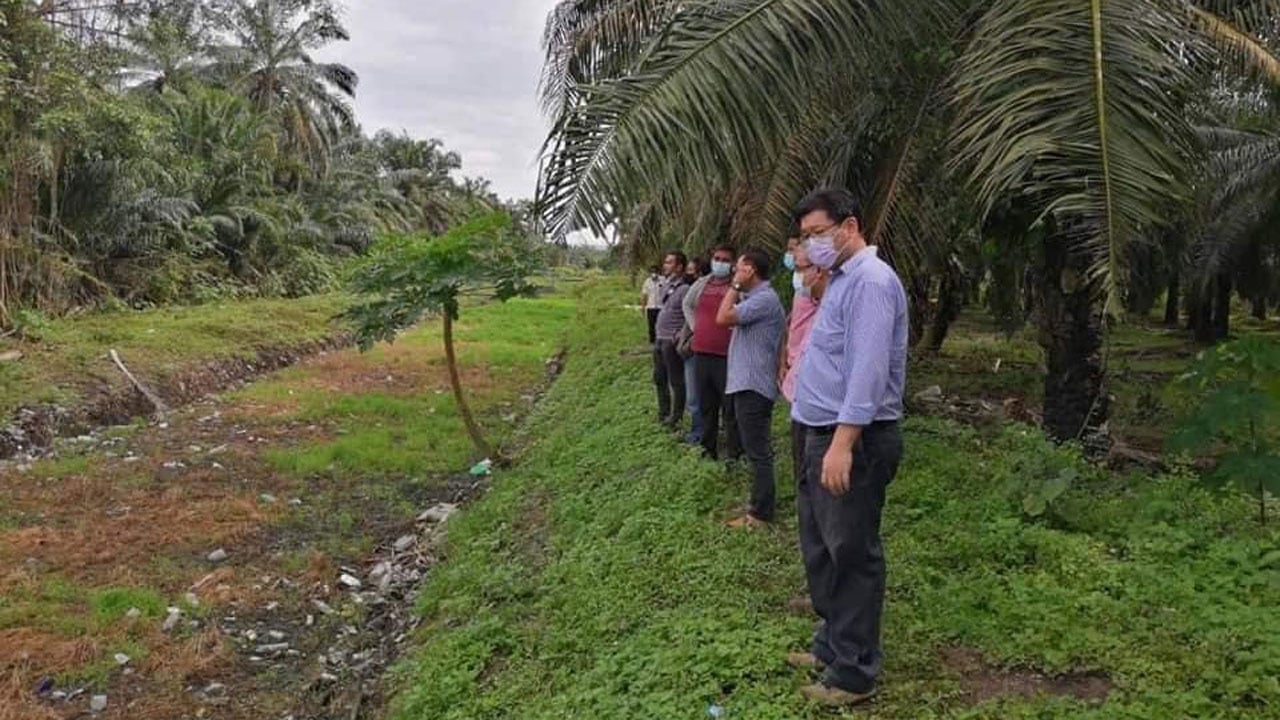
[538,0,942,239]
[949,0,1199,315]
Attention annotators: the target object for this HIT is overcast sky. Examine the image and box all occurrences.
[320,0,560,203]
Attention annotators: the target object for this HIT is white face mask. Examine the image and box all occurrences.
[792,270,809,297]
[711,260,733,278]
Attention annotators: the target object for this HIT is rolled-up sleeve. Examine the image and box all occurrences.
[838,279,897,426]
[735,291,770,326]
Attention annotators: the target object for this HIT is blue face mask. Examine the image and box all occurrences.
[783,252,796,271]
[711,260,733,278]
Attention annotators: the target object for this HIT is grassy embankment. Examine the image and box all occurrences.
[390,279,1279,719]
[0,295,350,419]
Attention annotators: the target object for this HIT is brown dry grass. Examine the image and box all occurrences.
[0,489,274,585]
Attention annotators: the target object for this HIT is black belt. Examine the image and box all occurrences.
[803,419,898,436]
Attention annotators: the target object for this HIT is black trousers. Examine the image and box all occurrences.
[732,391,776,521]
[790,420,805,485]
[652,339,686,423]
[646,308,660,344]
[694,353,740,460]
[798,421,903,694]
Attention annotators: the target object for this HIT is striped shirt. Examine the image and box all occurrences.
[726,284,786,401]
[791,246,908,427]
[655,281,690,340]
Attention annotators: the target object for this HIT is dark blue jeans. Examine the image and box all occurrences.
[798,421,903,693]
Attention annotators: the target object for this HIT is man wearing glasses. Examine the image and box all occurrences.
[784,188,908,707]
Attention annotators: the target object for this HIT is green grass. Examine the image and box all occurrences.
[388,279,1280,719]
[259,296,576,478]
[88,586,167,624]
[29,453,92,480]
[0,579,170,638]
[0,294,349,418]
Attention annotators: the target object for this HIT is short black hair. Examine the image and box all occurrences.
[793,188,863,227]
[739,249,771,281]
[689,256,710,276]
[664,250,688,268]
[711,243,737,259]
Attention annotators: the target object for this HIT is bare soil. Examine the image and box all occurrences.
[939,646,1113,705]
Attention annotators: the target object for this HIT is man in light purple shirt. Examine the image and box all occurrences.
[784,188,908,708]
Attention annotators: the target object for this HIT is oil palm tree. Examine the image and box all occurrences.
[206,0,357,175]
[537,0,1280,441]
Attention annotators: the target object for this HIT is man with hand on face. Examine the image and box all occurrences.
[715,250,786,528]
[785,189,908,707]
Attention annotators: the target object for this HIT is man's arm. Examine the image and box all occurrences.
[821,280,897,495]
[683,277,705,331]
[716,286,741,327]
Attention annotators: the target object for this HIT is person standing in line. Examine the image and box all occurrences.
[782,236,800,274]
[779,241,829,493]
[683,244,741,461]
[641,264,665,345]
[716,250,786,528]
[784,189,908,707]
[682,257,710,444]
[652,250,690,428]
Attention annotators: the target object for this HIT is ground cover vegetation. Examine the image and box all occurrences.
[388,280,1280,720]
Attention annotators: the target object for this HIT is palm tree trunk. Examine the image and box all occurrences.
[443,312,492,459]
[923,274,962,354]
[1163,271,1180,327]
[1189,294,1215,344]
[1212,273,1232,341]
[907,275,933,348]
[1037,239,1108,442]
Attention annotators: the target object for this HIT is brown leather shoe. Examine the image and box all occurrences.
[800,682,876,707]
[785,652,826,670]
[725,513,768,529]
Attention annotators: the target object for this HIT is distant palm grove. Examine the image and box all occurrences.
[0,0,517,322]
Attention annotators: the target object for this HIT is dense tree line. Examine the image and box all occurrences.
[537,0,1280,442]
[0,0,505,323]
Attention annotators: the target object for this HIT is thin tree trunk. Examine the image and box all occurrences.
[443,312,492,460]
[1163,271,1180,327]
[1037,238,1108,442]
[1251,294,1267,321]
